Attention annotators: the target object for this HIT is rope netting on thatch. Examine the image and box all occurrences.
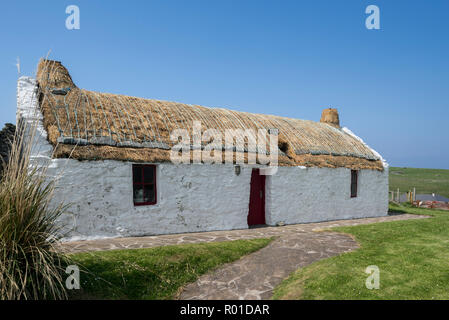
[35,59,383,170]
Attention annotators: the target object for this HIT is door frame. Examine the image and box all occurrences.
[247,168,266,226]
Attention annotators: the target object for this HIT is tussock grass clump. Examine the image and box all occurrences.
[0,123,68,300]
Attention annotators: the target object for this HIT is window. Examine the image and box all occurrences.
[350,170,358,198]
[132,164,157,205]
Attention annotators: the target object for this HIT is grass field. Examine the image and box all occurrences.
[389,167,449,198]
[273,204,449,300]
[68,238,272,300]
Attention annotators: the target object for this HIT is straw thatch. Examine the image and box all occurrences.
[35,59,383,170]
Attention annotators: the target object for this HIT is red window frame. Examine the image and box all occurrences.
[350,170,358,198]
[132,164,157,206]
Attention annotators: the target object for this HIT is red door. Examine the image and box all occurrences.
[248,169,266,226]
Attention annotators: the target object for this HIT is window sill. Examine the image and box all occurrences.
[134,202,157,206]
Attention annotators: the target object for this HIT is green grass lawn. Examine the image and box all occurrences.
[389,167,449,198]
[68,238,272,300]
[273,204,449,300]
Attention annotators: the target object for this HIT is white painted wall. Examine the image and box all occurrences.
[265,166,389,225]
[17,76,388,241]
[48,160,253,240]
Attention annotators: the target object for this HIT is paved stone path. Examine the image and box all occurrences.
[57,214,428,299]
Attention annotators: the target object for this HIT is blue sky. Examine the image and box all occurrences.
[1,0,448,169]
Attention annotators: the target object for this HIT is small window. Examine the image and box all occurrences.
[350,170,358,198]
[132,164,157,205]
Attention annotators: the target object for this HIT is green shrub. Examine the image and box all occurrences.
[0,123,69,300]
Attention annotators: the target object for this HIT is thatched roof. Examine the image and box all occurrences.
[35,59,383,170]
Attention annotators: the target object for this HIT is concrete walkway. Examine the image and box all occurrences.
[58,214,428,299]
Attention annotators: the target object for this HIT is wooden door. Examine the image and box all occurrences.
[248,169,266,226]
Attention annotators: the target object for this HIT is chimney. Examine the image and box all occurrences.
[320,108,340,128]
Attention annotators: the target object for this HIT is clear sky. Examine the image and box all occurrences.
[1,1,448,169]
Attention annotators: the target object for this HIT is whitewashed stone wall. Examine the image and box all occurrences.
[265,166,389,226]
[48,160,253,240]
[17,76,388,241]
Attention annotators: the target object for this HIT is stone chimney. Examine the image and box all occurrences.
[320,108,340,128]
